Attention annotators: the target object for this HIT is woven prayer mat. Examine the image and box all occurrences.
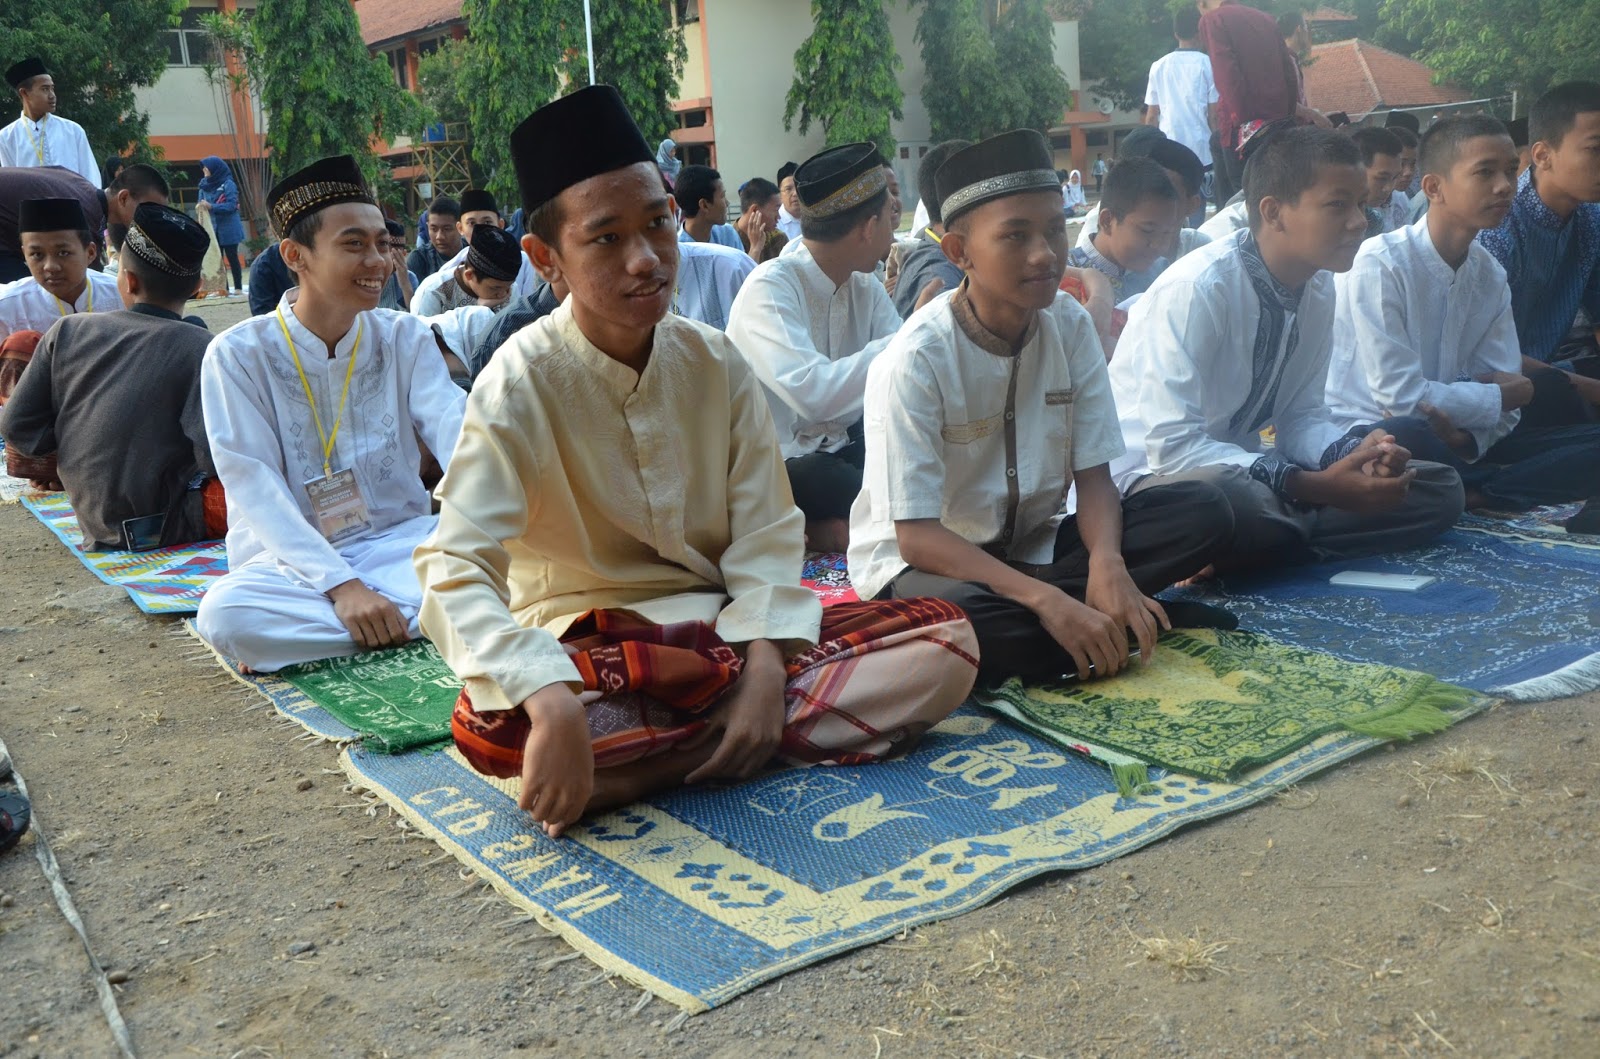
[339,693,1485,1013]
[22,493,226,615]
[973,629,1477,793]
[1460,503,1600,552]
[0,473,39,505]
[1167,530,1600,703]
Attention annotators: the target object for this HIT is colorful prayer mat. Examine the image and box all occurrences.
[1460,503,1600,552]
[21,493,226,615]
[340,696,1487,1013]
[973,629,1476,794]
[801,552,858,606]
[1168,530,1600,703]
[275,641,459,753]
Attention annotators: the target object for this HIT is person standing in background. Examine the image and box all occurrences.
[197,157,247,297]
[0,59,97,185]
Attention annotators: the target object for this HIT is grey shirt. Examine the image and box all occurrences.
[0,305,214,548]
[894,232,965,320]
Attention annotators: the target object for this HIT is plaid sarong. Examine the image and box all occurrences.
[452,597,977,778]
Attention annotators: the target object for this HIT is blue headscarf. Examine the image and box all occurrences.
[656,139,681,181]
[199,156,232,191]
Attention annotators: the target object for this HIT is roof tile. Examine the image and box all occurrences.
[1305,39,1472,118]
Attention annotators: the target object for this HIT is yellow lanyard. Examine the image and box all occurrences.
[275,308,363,478]
[54,281,91,316]
[25,115,46,164]
[924,227,943,244]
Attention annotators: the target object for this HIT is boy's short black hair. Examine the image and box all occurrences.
[1418,115,1511,177]
[524,197,563,247]
[917,139,971,226]
[122,246,200,303]
[1530,80,1600,148]
[674,165,722,218]
[1100,157,1180,222]
[427,195,461,220]
[1391,126,1420,150]
[1244,126,1364,227]
[800,189,889,242]
[738,176,779,211]
[1149,138,1205,197]
[1348,125,1404,166]
[1173,5,1201,39]
[285,212,323,248]
[109,163,169,199]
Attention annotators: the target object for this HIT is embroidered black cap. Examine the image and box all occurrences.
[934,129,1060,225]
[124,203,209,275]
[465,224,521,282]
[266,154,375,237]
[793,142,886,220]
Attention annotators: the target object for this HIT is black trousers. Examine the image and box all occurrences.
[786,432,865,522]
[1210,130,1243,208]
[220,244,243,291]
[882,481,1235,685]
[1374,413,1600,510]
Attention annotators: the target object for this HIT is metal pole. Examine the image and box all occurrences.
[584,0,596,85]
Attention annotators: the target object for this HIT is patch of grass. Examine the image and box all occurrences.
[1132,931,1231,981]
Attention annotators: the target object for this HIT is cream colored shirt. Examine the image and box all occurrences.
[415,302,822,714]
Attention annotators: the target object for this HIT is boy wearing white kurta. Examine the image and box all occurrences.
[196,155,466,671]
[1327,115,1600,511]
[850,130,1236,687]
[1110,128,1464,572]
[0,60,97,186]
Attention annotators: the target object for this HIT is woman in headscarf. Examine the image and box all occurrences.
[1062,169,1087,215]
[656,138,681,187]
[197,156,247,296]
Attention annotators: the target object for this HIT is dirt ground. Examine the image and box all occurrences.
[2,298,1598,1059]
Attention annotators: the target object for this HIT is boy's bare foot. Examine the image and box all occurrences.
[1463,487,1490,511]
[584,741,720,817]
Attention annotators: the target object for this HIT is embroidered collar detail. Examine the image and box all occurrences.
[1238,232,1303,312]
[950,279,1037,358]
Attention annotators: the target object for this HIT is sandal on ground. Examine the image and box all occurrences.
[0,789,31,854]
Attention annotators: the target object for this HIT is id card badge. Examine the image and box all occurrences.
[305,469,373,545]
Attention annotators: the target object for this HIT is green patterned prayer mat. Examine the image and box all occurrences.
[972,629,1477,792]
[276,641,460,753]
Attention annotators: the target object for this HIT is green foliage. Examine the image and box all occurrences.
[917,0,1071,141]
[0,0,185,163]
[1386,0,1600,101]
[211,0,422,185]
[558,0,688,147]
[785,0,905,154]
[415,38,474,134]
[459,0,562,206]
[1075,0,1187,112]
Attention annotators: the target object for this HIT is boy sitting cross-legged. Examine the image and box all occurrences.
[848,129,1236,689]
[1328,115,1600,513]
[1109,127,1465,573]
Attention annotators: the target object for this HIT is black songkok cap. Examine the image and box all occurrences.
[511,85,654,217]
[266,154,374,237]
[6,58,48,89]
[18,197,89,233]
[458,188,499,216]
[793,142,887,220]
[1385,109,1421,134]
[776,160,799,184]
[124,203,209,276]
[1506,117,1530,147]
[935,129,1060,225]
[466,224,521,282]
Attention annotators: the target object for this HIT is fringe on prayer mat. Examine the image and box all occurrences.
[973,629,1481,792]
[1166,530,1600,700]
[21,493,226,615]
[337,698,1487,1014]
[182,620,362,745]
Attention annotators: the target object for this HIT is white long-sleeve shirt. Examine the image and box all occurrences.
[201,293,466,593]
[1327,218,1519,456]
[1109,232,1346,492]
[726,240,902,459]
[0,113,98,185]
[0,270,121,338]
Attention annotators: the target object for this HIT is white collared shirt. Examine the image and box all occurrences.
[0,113,98,185]
[848,288,1123,601]
[201,291,466,593]
[776,205,804,241]
[1327,217,1519,456]
[726,240,902,459]
[0,270,121,337]
[1108,234,1345,491]
[1197,199,1249,241]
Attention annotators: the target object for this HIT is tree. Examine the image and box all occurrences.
[0,0,185,164]
[1073,0,1183,113]
[416,38,475,135]
[1385,0,1600,102]
[209,0,422,185]
[917,0,1073,142]
[557,1,688,147]
[785,0,905,154]
[459,0,563,206]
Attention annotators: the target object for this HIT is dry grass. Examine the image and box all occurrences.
[1132,931,1231,981]
[1409,744,1517,797]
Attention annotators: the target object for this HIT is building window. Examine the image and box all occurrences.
[416,36,445,59]
[387,46,409,89]
[163,7,221,67]
[661,0,699,26]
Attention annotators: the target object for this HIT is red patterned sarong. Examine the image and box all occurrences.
[1,331,60,487]
[451,597,978,779]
